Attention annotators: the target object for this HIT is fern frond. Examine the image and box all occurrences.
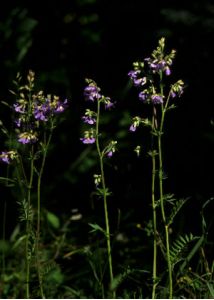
[167,198,189,225]
[110,267,132,291]
[170,233,199,269]
[40,260,57,276]
[17,198,33,222]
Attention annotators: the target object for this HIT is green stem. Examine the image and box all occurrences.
[158,73,173,299]
[36,130,53,299]
[2,201,7,275]
[151,107,158,299]
[25,148,34,299]
[95,100,115,298]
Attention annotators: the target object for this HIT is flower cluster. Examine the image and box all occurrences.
[128,37,183,105]
[80,79,115,148]
[13,71,68,145]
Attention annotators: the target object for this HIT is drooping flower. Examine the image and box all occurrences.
[151,94,164,104]
[129,116,141,132]
[13,101,26,114]
[139,90,149,102]
[80,130,96,144]
[170,80,184,98]
[104,141,117,157]
[104,97,114,110]
[54,99,68,113]
[82,109,96,125]
[18,131,38,144]
[0,150,17,164]
[128,70,147,87]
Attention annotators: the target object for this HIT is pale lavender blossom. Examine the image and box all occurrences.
[129,124,137,132]
[165,66,171,76]
[84,85,101,101]
[54,99,68,113]
[82,116,96,125]
[0,151,17,164]
[18,132,38,144]
[13,103,26,113]
[139,91,149,102]
[128,70,141,80]
[104,97,114,110]
[151,94,163,104]
[80,137,96,144]
[80,130,96,144]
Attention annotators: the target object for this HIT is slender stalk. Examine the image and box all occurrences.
[25,147,34,299]
[151,106,158,299]
[95,100,115,298]
[36,129,53,299]
[158,73,173,299]
[1,201,7,275]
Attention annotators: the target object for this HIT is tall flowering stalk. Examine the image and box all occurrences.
[128,37,184,299]
[0,70,68,298]
[81,79,116,297]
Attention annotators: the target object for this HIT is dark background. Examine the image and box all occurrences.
[0,0,213,238]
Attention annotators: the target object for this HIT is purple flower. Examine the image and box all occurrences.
[151,94,163,104]
[128,70,146,87]
[134,77,147,87]
[13,103,26,113]
[84,85,101,102]
[33,104,49,121]
[139,91,149,102]
[129,116,141,132]
[80,130,96,144]
[104,97,114,110]
[165,66,171,76]
[170,91,177,98]
[82,116,96,125]
[129,124,137,132]
[128,70,141,80]
[170,80,184,98]
[54,99,68,113]
[80,137,96,144]
[33,98,68,121]
[106,151,113,157]
[0,151,17,164]
[105,141,117,157]
[15,118,22,127]
[18,132,38,144]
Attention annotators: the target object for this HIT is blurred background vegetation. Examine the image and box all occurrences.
[0,0,213,295]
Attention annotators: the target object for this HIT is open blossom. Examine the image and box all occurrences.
[80,130,96,144]
[0,150,17,164]
[18,131,38,144]
[128,70,147,87]
[151,94,164,104]
[84,84,101,101]
[82,115,96,125]
[82,109,96,124]
[139,90,149,102]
